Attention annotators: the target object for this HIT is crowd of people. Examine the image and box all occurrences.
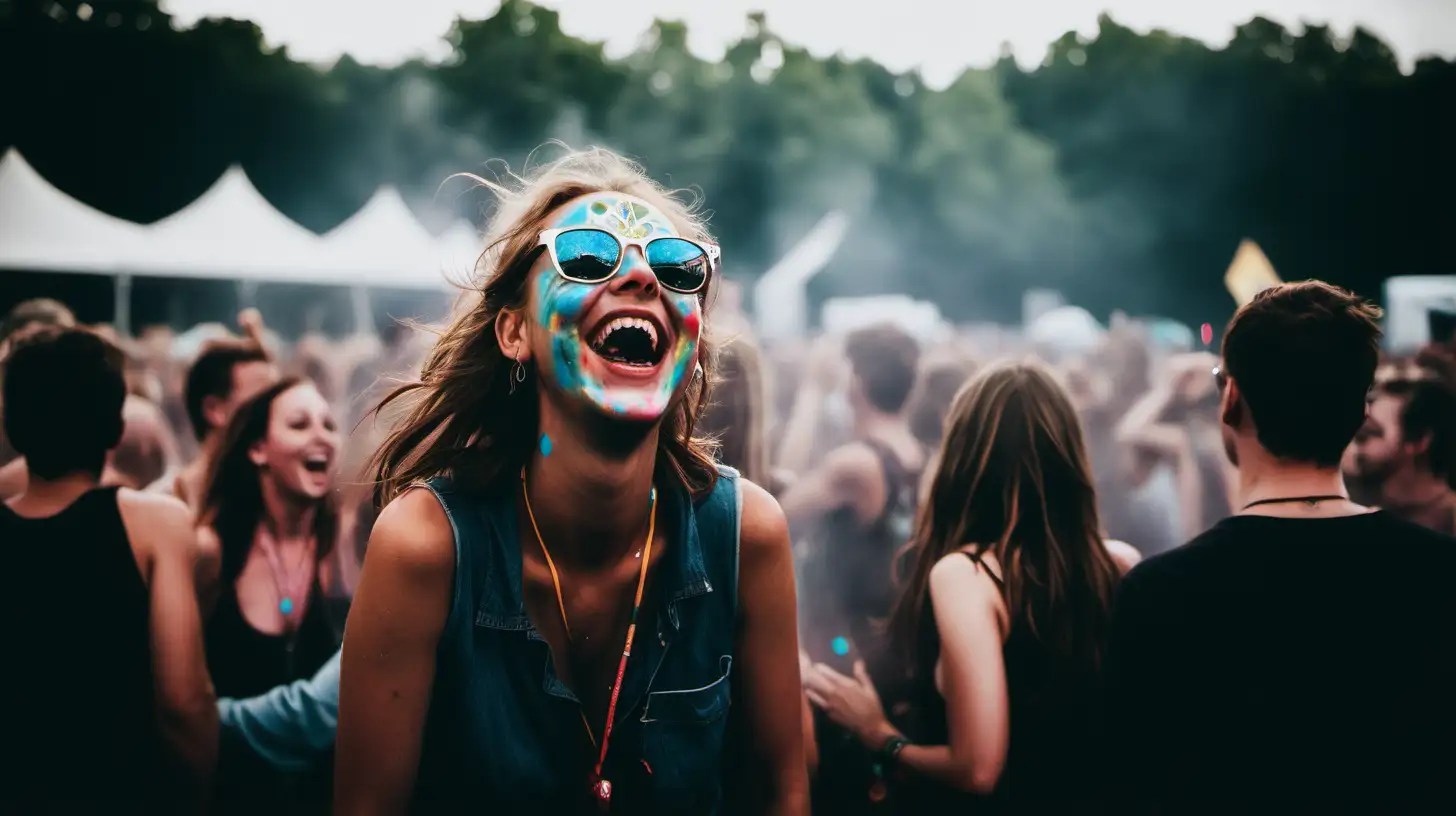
[2,148,1454,814]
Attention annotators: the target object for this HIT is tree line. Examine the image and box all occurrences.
[2,0,1451,326]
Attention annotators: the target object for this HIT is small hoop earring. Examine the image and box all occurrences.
[509,356,526,395]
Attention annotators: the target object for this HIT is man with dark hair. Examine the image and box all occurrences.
[148,337,276,508]
[0,329,217,811]
[1106,282,1456,812]
[775,324,923,815]
[0,298,78,482]
[1344,376,1456,534]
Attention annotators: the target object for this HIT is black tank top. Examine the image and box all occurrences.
[897,551,1103,814]
[205,568,337,699]
[0,487,169,813]
[205,554,339,815]
[798,439,918,662]
[798,441,919,816]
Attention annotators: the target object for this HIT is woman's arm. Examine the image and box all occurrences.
[809,554,1010,794]
[733,481,811,815]
[220,650,340,772]
[334,489,455,816]
[920,554,1011,793]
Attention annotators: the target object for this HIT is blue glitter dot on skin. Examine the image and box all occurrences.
[540,434,553,457]
[280,597,294,615]
[831,636,850,657]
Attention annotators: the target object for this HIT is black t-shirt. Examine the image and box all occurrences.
[1105,511,1456,813]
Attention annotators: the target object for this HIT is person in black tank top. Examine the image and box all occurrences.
[778,325,925,815]
[804,361,1139,814]
[0,328,217,813]
[197,377,343,814]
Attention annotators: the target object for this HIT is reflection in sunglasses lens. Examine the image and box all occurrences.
[554,230,621,282]
[646,238,709,292]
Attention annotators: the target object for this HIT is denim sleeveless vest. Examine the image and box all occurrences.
[411,466,742,815]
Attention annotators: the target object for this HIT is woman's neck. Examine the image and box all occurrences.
[524,413,661,570]
[259,477,316,540]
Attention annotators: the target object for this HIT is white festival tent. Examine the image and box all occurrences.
[140,165,349,285]
[322,187,450,290]
[436,219,484,283]
[1,149,452,292]
[0,149,152,272]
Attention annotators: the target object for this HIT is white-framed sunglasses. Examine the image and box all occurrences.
[536,227,720,295]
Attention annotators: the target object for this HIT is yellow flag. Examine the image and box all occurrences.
[1224,240,1283,306]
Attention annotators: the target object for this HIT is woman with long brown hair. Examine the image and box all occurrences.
[805,360,1139,812]
[334,149,807,815]
[196,376,343,812]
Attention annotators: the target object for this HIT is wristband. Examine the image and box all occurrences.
[874,734,909,772]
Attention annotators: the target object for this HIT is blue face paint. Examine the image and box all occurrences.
[530,191,704,422]
[831,636,851,657]
[539,433,553,457]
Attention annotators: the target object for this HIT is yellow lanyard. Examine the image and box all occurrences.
[520,468,657,807]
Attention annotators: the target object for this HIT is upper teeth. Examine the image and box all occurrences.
[594,317,658,351]
[305,454,329,464]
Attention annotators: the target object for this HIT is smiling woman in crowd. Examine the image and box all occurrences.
[197,376,344,813]
[335,149,808,815]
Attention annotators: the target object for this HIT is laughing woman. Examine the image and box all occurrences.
[335,150,809,815]
[196,376,343,812]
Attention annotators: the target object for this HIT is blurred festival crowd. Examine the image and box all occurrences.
[2,151,1455,815]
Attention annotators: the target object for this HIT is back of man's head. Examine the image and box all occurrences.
[844,323,921,415]
[1223,281,1383,467]
[184,339,270,442]
[2,328,126,481]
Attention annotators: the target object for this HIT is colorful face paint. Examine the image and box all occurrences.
[531,192,704,422]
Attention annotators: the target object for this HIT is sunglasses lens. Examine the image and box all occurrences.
[553,229,620,282]
[645,238,710,293]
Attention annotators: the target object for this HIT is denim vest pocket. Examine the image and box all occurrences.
[640,655,732,808]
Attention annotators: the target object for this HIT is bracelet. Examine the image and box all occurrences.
[874,734,909,773]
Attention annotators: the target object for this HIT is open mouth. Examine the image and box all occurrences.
[589,315,667,368]
[302,454,331,475]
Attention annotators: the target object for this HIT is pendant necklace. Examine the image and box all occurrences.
[261,534,314,619]
[521,467,657,810]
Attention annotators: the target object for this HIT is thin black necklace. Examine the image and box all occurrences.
[1242,494,1348,511]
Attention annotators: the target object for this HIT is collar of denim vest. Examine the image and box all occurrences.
[474,473,715,633]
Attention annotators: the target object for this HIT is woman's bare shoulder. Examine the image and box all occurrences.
[367,486,456,573]
[1103,539,1143,575]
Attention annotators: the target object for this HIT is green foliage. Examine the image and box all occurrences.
[2,0,1451,324]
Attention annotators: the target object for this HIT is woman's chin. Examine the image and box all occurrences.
[575,351,683,421]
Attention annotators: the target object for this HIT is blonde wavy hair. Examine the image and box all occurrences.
[368,148,721,507]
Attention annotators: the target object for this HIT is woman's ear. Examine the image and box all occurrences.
[248,440,268,469]
[496,307,532,364]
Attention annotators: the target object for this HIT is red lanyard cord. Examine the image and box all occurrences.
[521,468,657,803]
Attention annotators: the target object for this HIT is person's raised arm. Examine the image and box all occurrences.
[776,442,879,527]
[334,488,455,816]
[120,491,219,807]
[732,481,811,815]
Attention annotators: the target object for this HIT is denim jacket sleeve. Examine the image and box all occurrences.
[217,649,340,772]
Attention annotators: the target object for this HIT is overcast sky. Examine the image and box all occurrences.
[162,0,1455,87]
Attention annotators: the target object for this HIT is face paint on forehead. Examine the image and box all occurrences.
[551,194,679,239]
